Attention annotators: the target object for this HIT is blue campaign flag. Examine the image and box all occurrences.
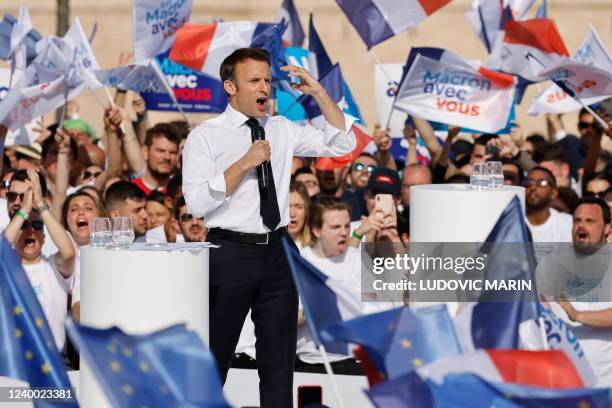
[281,237,362,355]
[466,196,539,349]
[308,13,333,78]
[0,236,76,406]
[298,63,344,119]
[0,13,41,63]
[141,50,227,114]
[322,305,462,380]
[66,320,229,407]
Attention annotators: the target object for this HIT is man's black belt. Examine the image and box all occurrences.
[208,227,287,245]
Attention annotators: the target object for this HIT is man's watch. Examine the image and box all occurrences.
[36,203,50,214]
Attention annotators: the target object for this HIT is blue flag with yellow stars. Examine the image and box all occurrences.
[0,236,76,406]
[322,304,462,380]
[66,320,229,408]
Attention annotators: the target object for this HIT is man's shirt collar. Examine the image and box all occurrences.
[224,103,269,128]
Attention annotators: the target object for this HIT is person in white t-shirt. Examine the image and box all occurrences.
[541,198,612,387]
[4,169,75,351]
[525,166,572,243]
[296,197,364,375]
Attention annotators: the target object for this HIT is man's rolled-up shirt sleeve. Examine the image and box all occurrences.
[291,113,357,157]
[182,132,226,218]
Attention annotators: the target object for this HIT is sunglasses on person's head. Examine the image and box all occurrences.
[83,170,102,179]
[523,178,551,188]
[353,163,377,173]
[21,220,44,231]
[6,191,25,202]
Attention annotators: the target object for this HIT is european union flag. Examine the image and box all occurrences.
[66,320,229,407]
[0,236,76,406]
[322,305,462,380]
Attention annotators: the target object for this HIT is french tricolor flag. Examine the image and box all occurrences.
[168,21,278,81]
[419,350,586,389]
[335,0,452,49]
[486,18,569,82]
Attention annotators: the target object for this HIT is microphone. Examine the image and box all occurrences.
[253,126,269,190]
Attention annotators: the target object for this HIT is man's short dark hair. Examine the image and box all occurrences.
[532,143,569,165]
[144,123,180,148]
[575,197,611,224]
[105,181,146,210]
[10,170,48,197]
[525,134,547,151]
[169,120,190,141]
[292,166,314,180]
[219,48,270,83]
[474,134,498,147]
[528,166,557,188]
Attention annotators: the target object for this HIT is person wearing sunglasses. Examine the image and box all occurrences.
[585,176,611,200]
[342,153,378,221]
[174,197,207,242]
[524,167,573,243]
[4,168,75,352]
[77,165,104,187]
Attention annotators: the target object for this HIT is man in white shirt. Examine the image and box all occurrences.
[182,48,355,407]
[3,169,75,351]
[297,197,364,374]
[542,198,612,386]
[525,166,572,242]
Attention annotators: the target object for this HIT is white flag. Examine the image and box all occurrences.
[528,26,612,115]
[64,18,102,88]
[394,54,516,134]
[9,2,33,73]
[95,60,168,93]
[132,0,193,62]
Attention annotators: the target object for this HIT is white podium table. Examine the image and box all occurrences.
[410,184,525,242]
[79,243,210,407]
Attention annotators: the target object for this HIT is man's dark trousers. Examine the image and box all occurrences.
[207,230,298,408]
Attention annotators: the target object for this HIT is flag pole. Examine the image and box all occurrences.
[102,86,127,134]
[149,60,190,124]
[318,344,346,408]
[89,89,106,109]
[368,50,393,83]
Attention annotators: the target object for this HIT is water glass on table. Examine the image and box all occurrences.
[487,161,504,188]
[112,217,135,248]
[90,218,112,247]
[470,163,490,190]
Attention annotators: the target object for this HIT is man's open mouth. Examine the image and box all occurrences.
[256,97,267,110]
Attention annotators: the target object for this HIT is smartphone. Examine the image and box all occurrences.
[374,193,394,218]
[298,385,322,408]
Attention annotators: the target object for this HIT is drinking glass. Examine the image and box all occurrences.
[90,218,112,247]
[112,217,135,248]
[487,161,504,188]
[470,163,490,190]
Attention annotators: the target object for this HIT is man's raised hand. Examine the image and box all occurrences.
[280,65,324,96]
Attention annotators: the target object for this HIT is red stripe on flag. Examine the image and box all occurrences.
[315,124,372,171]
[417,0,452,16]
[486,350,584,389]
[353,346,385,386]
[477,67,516,88]
[504,19,569,57]
[169,23,217,72]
